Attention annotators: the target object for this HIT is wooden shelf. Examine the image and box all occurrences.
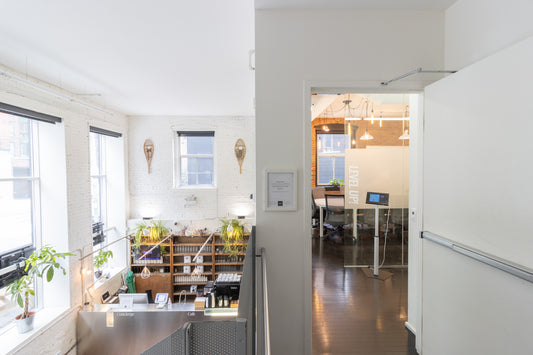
[173,262,211,266]
[131,232,248,300]
[173,253,212,256]
[215,262,243,265]
[131,263,171,267]
[214,243,247,246]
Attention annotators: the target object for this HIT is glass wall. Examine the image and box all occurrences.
[342,95,410,268]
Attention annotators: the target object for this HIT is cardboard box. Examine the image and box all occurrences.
[195,297,206,310]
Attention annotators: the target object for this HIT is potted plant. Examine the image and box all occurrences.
[131,221,147,251]
[220,218,245,259]
[326,178,344,191]
[149,220,169,255]
[5,245,73,334]
[93,249,113,279]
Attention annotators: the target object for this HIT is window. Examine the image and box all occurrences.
[177,131,215,186]
[90,132,106,228]
[0,103,61,330]
[317,133,348,185]
[89,126,122,247]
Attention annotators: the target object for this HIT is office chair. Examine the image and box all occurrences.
[312,193,320,228]
[323,194,346,239]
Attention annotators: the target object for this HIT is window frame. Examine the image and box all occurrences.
[175,131,216,188]
[316,132,348,186]
[0,102,60,330]
[90,131,107,233]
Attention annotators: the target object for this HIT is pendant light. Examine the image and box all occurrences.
[360,128,374,140]
[399,129,410,140]
[398,104,409,140]
[141,263,151,279]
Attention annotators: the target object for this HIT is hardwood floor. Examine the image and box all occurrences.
[312,236,416,355]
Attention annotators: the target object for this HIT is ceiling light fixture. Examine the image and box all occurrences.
[322,125,330,132]
[399,130,410,140]
[360,128,374,140]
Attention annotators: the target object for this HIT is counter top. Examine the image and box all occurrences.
[92,302,195,313]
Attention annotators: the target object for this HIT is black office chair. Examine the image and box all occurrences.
[312,193,320,228]
[324,194,346,239]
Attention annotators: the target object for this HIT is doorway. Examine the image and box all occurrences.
[310,91,421,354]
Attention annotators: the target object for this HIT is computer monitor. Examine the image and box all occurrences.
[119,293,149,307]
[366,192,389,206]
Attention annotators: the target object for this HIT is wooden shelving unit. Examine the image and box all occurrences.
[130,233,249,303]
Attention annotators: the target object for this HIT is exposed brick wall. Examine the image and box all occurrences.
[311,117,409,187]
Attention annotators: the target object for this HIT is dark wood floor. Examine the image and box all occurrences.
[312,235,416,355]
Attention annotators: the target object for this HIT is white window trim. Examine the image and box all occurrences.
[174,131,217,189]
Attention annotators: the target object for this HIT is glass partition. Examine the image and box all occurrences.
[341,94,410,268]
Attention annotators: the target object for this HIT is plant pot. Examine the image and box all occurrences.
[15,312,35,334]
[325,185,340,191]
[95,270,102,279]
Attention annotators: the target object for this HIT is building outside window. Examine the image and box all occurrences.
[317,133,348,185]
[0,112,40,329]
[177,131,215,186]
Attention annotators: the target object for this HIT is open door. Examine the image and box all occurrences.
[421,35,533,354]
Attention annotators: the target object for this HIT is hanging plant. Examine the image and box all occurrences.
[131,222,147,251]
[220,218,245,259]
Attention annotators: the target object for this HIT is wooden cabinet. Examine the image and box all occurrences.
[130,233,249,303]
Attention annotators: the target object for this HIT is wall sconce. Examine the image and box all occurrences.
[184,194,198,207]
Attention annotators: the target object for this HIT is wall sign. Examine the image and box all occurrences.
[265,169,297,211]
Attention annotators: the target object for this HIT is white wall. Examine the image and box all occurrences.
[128,116,255,221]
[445,0,533,69]
[255,9,444,354]
[0,70,128,354]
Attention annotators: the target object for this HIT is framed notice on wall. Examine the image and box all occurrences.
[265,169,297,211]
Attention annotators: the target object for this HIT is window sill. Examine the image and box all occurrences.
[174,185,217,190]
[0,306,74,354]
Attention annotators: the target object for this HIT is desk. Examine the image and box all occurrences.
[77,304,234,354]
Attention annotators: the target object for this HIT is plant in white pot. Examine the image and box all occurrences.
[5,245,73,333]
[93,249,113,279]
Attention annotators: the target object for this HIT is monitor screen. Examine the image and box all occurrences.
[119,293,149,306]
[365,192,389,206]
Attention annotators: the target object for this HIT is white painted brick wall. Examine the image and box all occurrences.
[0,71,128,354]
[129,116,256,221]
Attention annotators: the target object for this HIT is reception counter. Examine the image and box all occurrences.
[77,303,236,355]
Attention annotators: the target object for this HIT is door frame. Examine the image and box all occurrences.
[302,81,424,354]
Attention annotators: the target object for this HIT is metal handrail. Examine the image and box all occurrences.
[260,247,271,355]
[422,231,533,284]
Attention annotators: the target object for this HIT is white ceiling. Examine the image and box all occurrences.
[255,0,457,10]
[0,0,455,117]
[0,0,255,116]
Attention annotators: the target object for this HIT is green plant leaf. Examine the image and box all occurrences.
[17,294,23,308]
[46,265,54,282]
